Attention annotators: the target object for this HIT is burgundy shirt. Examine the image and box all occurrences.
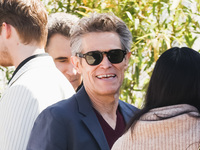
[94,108,126,149]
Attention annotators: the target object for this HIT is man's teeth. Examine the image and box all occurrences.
[97,74,116,78]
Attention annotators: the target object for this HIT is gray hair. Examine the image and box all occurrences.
[70,12,132,55]
[46,12,79,49]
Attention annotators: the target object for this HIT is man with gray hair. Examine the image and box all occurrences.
[27,12,139,150]
[46,12,82,92]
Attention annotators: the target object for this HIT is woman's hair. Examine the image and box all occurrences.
[128,47,200,130]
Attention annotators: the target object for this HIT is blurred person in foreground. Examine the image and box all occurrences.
[46,12,82,92]
[112,47,200,150]
[0,0,74,149]
[27,12,139,150]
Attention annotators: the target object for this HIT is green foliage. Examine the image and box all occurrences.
[0,67,14,81]
[0,67,14,97]
[42,0,200,108]
[1,0,200,107]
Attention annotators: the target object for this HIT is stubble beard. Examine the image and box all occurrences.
[0,47,13,67]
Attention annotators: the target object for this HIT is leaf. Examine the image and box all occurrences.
[153,2,157,16]
[125,11,133,21]
[171,0,181,10]
[83,0,87,5]
[76,11,89,17]
[188,14,192,23]
[135,18,140,30]
[162,34,171,49]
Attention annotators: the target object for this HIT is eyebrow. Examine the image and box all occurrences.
[55,57,68,60]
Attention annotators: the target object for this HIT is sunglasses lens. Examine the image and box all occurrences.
[85,52,102,65]
[80,49,126,66]
[108,50,125,63]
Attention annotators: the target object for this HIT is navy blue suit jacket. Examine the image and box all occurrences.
[27,86,139,150]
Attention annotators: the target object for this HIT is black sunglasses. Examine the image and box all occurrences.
[76,49,127,66]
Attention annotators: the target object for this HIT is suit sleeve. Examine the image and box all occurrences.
[0,85,39,150]
[27,107,68,150]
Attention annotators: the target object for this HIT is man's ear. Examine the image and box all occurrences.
[124,51,131,70]
[1,22,11,39]
[71,56,82,74]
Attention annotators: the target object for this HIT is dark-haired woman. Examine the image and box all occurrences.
[112,47,200,150]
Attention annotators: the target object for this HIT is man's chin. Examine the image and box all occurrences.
[71,81,80,89]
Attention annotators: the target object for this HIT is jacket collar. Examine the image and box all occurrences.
[118,100,135,124]
[75,86,110,150]
[74,86,136,149]
[8,53,52,87]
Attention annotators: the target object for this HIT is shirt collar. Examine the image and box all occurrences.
[8,53,49,84]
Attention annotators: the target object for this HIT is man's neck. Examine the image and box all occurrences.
[12,43,45,68]
[88,91,119,129]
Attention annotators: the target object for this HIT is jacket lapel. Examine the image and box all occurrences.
[118,100,135,125]
[75,87,110,150]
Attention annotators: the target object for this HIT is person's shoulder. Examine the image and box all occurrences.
[0,84,39,116]
[53,95,76,106]
[41,95,78,118]
[2,84,35,102]
[111,128,132,150]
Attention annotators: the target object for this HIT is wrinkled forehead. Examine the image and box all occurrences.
[81,32,122,54]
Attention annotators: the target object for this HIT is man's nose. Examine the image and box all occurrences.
[99,54,112,68]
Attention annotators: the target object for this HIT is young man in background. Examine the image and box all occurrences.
[46,12,82,92]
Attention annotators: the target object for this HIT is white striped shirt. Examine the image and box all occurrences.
[0,54,75,150]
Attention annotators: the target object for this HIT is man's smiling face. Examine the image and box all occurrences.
[75,32,130,97]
